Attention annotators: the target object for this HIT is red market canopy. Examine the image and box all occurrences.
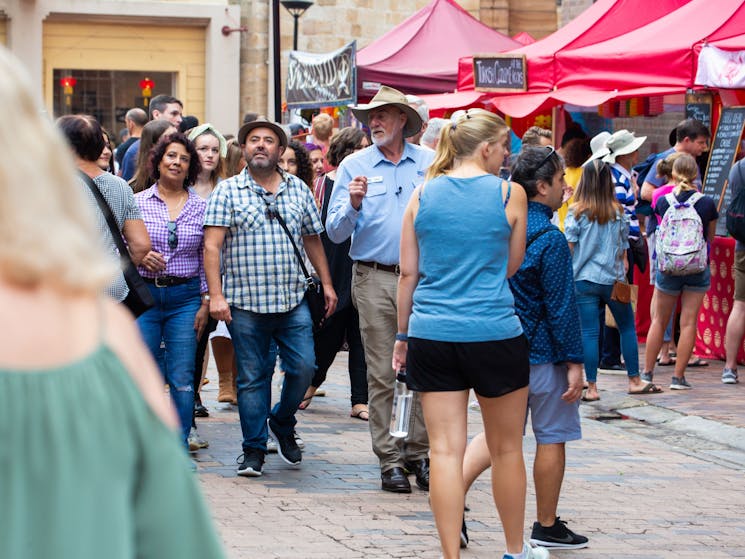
[556,0,745,92]
[512,32,535,46]
[457,0,693,92]
[356,0,520,97]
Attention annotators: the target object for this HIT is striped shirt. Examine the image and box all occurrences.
[610,164,640,240]
[203,167,324,314]
[81,172,143,302]
[135,184,207,293]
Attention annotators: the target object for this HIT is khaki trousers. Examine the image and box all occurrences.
[351,263,429,472]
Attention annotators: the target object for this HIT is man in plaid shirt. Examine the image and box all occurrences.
[204,120,337,477]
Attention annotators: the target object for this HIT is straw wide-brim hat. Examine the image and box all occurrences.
[349,85,423,138]
[601,129,647,164]
[237,118,288,148]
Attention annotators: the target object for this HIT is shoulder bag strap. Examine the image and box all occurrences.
[79,171,132,263]
[271,208,314,287]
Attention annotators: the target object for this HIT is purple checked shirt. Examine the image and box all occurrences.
[135,184,207,293]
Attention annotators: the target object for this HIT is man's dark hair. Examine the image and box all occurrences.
[149,94,183,120]
[57,114,105,162]
[511,146,563,199]
[180,115,199,132]
[125,107,148,127]
[676,118,710,142]
[150,132,201,188]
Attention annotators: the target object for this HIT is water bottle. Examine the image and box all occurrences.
[389,369,413,438]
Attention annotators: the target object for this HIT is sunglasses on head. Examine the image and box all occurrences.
[535,145,557,170]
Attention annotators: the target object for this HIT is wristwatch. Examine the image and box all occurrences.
[395,333,408,342]
[201,294,211,303]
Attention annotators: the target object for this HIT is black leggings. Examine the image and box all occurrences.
[312,306,368,407]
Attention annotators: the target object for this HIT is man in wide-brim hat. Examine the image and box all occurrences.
[326,85,434,494]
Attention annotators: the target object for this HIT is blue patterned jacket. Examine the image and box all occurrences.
[509,202,584,365]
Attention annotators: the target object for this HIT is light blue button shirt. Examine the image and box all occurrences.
[325,142,434,265]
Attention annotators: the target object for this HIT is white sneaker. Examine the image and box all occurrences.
[722,368,739,384]
[266,436,278,453]
[503,542,551,559]
[188,427,209,451]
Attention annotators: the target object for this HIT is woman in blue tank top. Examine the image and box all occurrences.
[393,109,548,559]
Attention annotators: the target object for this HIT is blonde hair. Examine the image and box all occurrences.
[311,113,334,141]
[655,151,684,183]
[671,153,699,194]
[0,47,115,293]
[426,109,509,180]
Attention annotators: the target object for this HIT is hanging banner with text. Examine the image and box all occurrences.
[473,54,527,92]
[286,41,356,109]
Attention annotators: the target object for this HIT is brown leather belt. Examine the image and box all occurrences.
[143,276,196,287]
[357,261,400,275]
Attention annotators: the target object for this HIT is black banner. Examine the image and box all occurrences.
[286,42,356,109]
[702,106,745,236]
[473,54,527,92]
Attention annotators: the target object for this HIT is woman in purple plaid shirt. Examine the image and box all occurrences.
[135,133,210,451]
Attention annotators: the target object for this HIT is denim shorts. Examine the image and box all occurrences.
[526,363,581,445]
[655,267,711,295]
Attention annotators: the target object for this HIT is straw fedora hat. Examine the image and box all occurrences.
[349,85,423,138]
[601,129,646,164]
[237,118,288,148]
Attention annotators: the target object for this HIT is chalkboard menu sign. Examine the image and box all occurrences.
[702,106,745,236]
[473,55,527,92]
[686,102,712,131]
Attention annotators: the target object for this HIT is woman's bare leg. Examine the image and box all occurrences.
[421,390,469,559]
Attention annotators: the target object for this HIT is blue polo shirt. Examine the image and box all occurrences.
[509,202,584,365]
[325,142,434,265]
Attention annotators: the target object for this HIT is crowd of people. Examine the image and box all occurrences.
[3,36,742,558]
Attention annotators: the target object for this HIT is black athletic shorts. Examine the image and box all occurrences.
[406,334,530,398]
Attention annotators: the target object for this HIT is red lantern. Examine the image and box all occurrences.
[60,76,77,107]
[139,77,154,107]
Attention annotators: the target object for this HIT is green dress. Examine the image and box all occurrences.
[0,345,227,559]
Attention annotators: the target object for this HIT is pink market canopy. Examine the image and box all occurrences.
[356,0,520,97]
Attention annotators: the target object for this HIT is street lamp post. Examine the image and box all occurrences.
[280,0,314,51]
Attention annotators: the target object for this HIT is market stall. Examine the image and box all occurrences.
[356,0,519,97]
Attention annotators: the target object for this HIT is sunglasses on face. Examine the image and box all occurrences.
[167,221,178,250]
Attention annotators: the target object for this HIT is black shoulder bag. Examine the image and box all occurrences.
[271,209,327,331]
[80,172,155,317]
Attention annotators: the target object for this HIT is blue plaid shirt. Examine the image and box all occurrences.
[203,167,324,314]
[509,202,584,365]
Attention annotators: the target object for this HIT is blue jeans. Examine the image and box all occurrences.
[575,280,639,383]
[137,278,201,446]
[228,301,315,453]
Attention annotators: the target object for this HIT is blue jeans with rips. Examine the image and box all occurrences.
[575,280,639,383]
[137,277,201,447]
[228,300,315,453]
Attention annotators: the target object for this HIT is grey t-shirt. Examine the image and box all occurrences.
[81,172,143,301]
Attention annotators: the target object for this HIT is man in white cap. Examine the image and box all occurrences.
[326,85,434,493]
[204,119,337,477]
[598,129,646,371]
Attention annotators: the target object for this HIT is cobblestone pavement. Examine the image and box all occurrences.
[193,351,745,559]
